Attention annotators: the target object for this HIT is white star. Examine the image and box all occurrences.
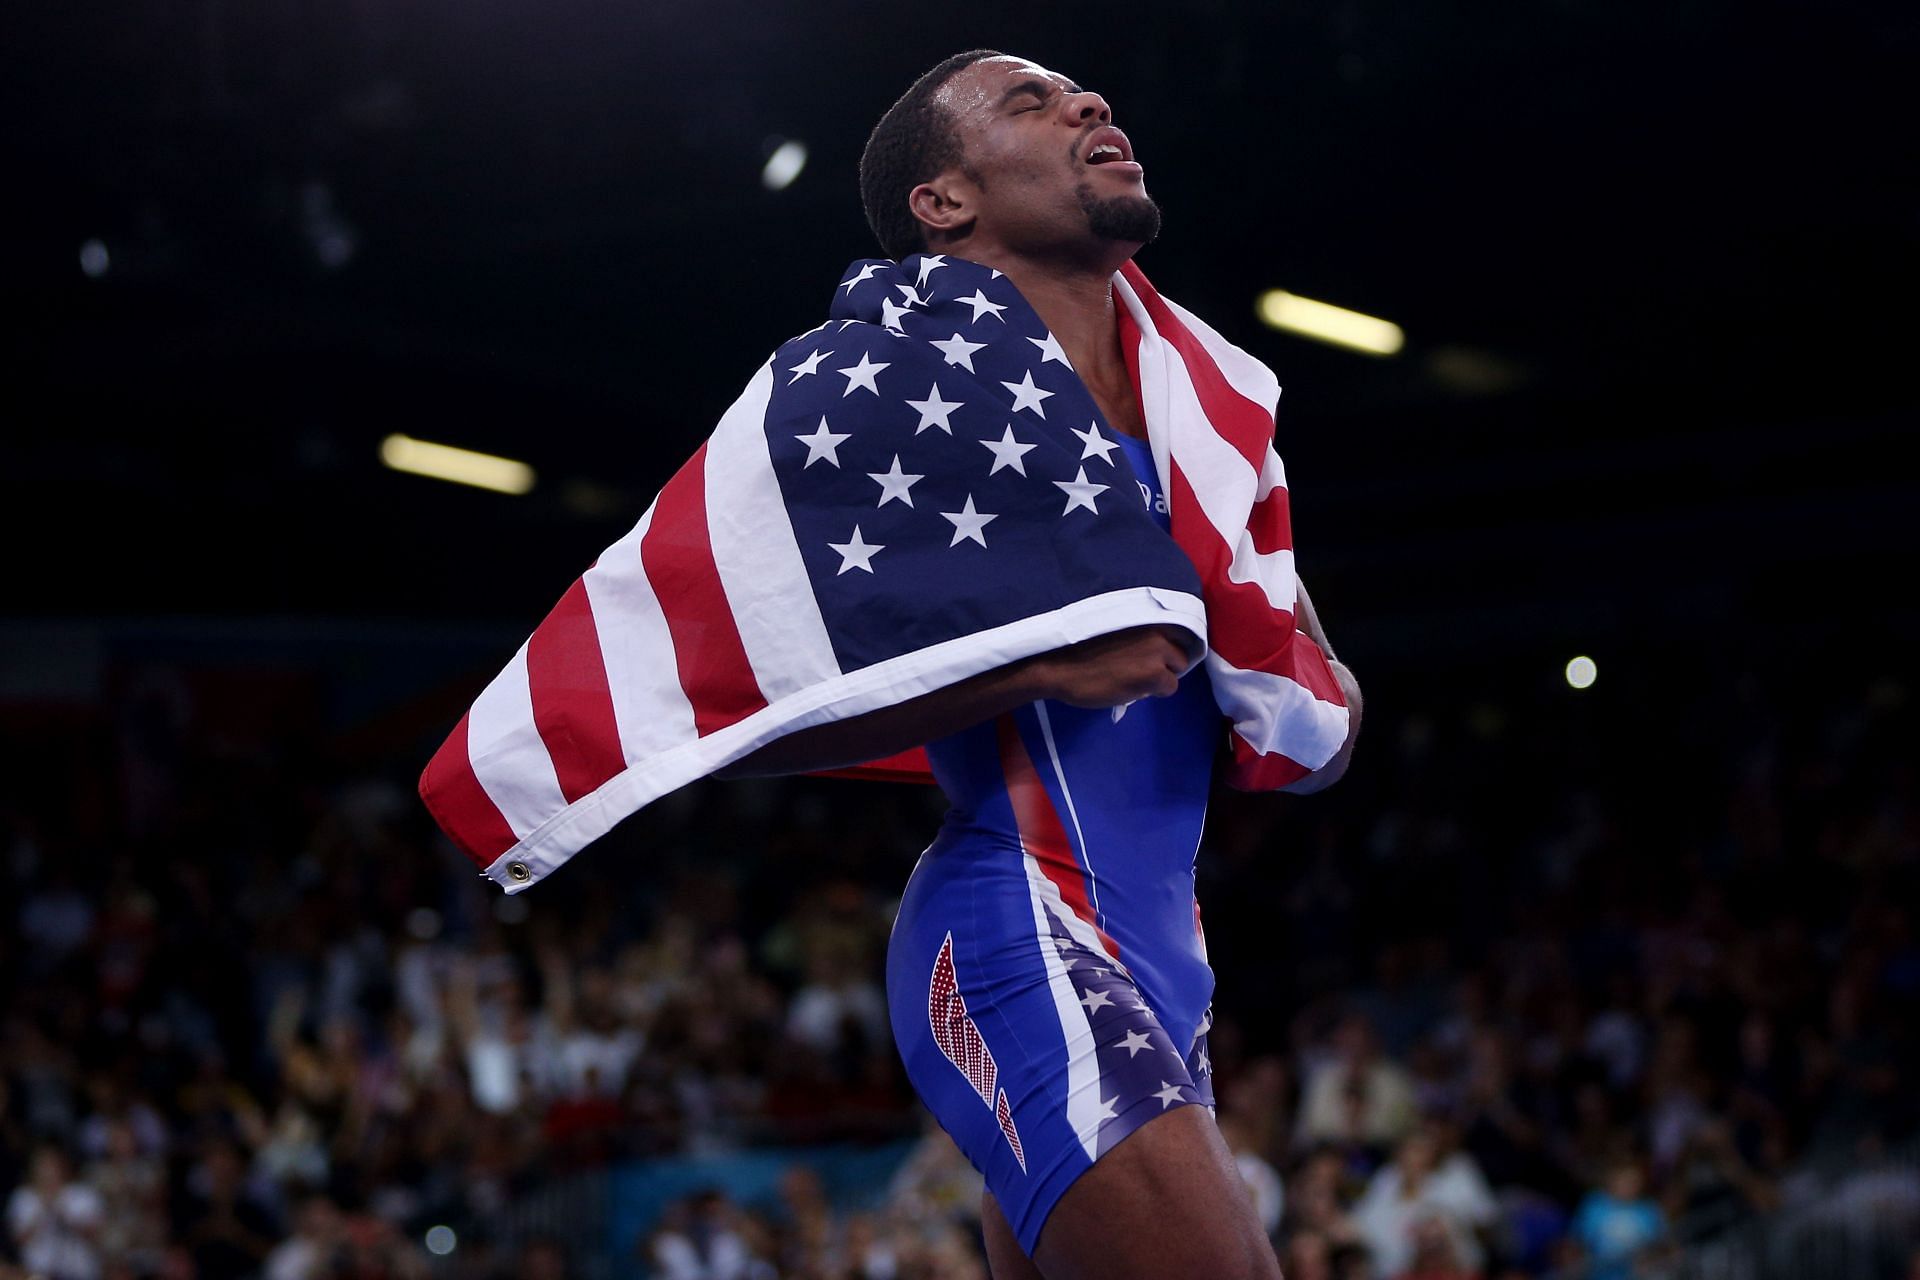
[839,263,884,293]
[827,526,884,575]
[867,454,924,508]
[957,289,1008,323]
[1000,369,1055,417]
[989,268,1003,279]
[1116,1029,1154,1058]
[979,425,1038,477]
[1196,1047,1211,1075]
[794,417,850,468]
[929,332,988,373]
[1028,332,1072,367]
[905,384,964,435]
[1079,989,1113,1014]
[1055,467,1110,515]
[787,348,832,384]
[837,351,890,397]
[1094,1095,1119,1122]
[940,495,997,547]
[879,296,913,330]
[895,283,928,307]
[915,254,948,288]
[1071,421,1121,464]
[1153,1081,1186,1109]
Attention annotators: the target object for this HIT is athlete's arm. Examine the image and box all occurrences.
[1280,575,1363,795]
[714,624,1196,779]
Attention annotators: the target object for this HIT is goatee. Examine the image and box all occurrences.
[1076,183,1162,245]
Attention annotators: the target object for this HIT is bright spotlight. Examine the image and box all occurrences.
[79,240,109,278]
[1256,290,1404,356]
[380,434,535,495]
[762,139,808,191]
[424,1226,457,1256]
[1565,656,1598,690]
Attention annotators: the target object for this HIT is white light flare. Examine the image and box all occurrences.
[379,434,535,495]
[1256,290,1404,356]
[1565,655,1598,690]
[762,139,808,191]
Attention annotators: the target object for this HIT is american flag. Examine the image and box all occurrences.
[420,254,1348,892]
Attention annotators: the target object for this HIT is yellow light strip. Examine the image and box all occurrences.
[379,434,535,495]
[1256,290,1405,356]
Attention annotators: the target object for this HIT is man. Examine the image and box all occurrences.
[421,47,1360,1280]
[732,51,1362,1280]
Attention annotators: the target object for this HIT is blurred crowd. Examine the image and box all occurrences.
[2,643,1915,1280]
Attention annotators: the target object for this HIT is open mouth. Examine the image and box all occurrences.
[1082,126,1140,171]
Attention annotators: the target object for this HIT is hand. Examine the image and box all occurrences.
[1030,625,1195,709]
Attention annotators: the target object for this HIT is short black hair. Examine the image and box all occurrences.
[859,50,1004,261]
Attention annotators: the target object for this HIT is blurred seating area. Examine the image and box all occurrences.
[3,633,1916,1280]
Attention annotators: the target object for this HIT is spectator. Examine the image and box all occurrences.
[1569,1154,1666,1280]
[6,1146,103,1280]
[1298,1015,1418,1153]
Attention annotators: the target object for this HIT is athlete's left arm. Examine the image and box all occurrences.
[1278,574,1363,795]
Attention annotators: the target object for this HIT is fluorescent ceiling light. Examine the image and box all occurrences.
[380,434,535,495]
[1256,290,1404,356]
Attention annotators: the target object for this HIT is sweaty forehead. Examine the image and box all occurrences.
[935,56,1080,114]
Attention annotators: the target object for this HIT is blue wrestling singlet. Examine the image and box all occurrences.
[885,430,1221,1254]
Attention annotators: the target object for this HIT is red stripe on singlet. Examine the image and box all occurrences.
[996,714,1119,959]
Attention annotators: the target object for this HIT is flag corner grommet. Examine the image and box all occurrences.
[506,861,531,883]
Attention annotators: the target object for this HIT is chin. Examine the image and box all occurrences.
[1076,184,1163,245]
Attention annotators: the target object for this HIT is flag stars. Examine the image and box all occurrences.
[979,425,1038,477]
[868,455,924,508]
[915,254,948,288]
[930,332,988,373]
[837,351,890,396]
[839,263,884,293]
[940,496,998,548]
[795,417,850,468]
[786,348,832,384]
[1079,989,1113,1014]
[1153,1081,1186,1109]
[880,297,914,330]
[1055,467,1110,515]
[1028,331,1071,367]
[827,526,884,575]
[1115,1029,1154,1058]
[905,384,964,435]
[894,283,929,308]
[1072,422,1121,464]
[957,289,1009,323]
[1001,369,1055,417]
[1094,1095,1119,1122]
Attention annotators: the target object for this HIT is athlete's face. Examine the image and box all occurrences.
[922,56,1160,257]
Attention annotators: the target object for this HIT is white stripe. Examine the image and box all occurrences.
[1161,294,1282,420]
[1160,346,1265,549]
[579,504,699,765]
[466,645,568,840]
[1023,854,1105,1160]
[1033,702,1107,934]
[1111,274,1175,497]
[1255,447,1287,503]
[1209,653,1350,769]
[705,361,843,699]
[1227,541,1297,612]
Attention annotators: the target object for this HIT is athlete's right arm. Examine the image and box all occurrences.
[713,624,1194,779]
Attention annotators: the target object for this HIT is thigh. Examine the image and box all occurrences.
[982,1193,1046,1280]
[1030,1105,1281,1280]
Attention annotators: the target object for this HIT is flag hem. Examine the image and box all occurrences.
[478,584,1208,893]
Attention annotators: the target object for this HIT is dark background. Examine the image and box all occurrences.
[6,0,1913,669]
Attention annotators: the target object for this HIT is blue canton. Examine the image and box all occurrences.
[762,254,1203,674]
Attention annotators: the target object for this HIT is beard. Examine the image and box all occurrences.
[1075,182,1162,245]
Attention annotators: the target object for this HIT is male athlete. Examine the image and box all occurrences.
[721,50,1365,1280]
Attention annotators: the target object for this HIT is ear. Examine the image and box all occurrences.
[907,171,977,244]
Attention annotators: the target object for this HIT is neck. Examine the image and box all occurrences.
[940,240,1136,391]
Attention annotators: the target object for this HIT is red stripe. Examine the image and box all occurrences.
[639,443,768,736]
[1120,262,1273,470]
[1225,734,1312,792]
[1248,486,1291,557]
[418,712,522,870]
[810,747,937,784]
[996,715,1119,958]
[525,578,626,803]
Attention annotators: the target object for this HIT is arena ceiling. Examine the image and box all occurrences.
[5,0,1912,662]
